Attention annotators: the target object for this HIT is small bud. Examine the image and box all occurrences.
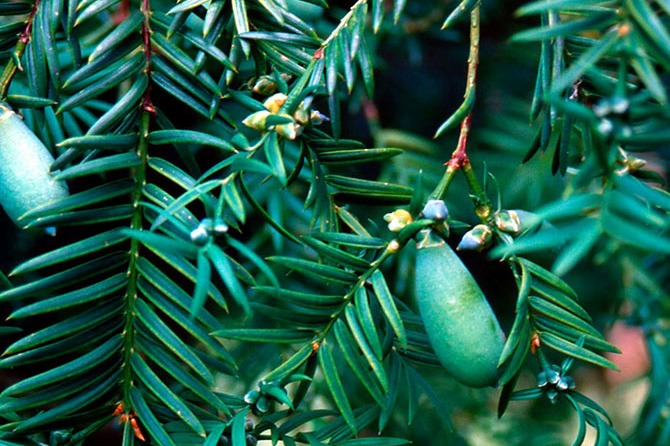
[618,124,633,139]
[129,416,146,441]
[213,218,229,235]
[263,93,288,113]
[246,434,258,446]
[50,430,71,445]
[199,218,214,232]
[244,390,260,405]
[383,209,413,232]
[610,94,629,115]
[309,110,328,125]
[537,365,575,402]
[113,403,124,416]
[547,368,561,385]
[597,118,614,137]
[255,395,271,413]
[494,210,521,234]
[456,224,492,251]
[275,115,301,140]
[531,333,541,352]
[190,226,210,246]
[387,239,401,253]
[293,101,310,125]
[242,110,271,131]
[252,76,278,96]
[593,98,612,118]
[275,124,300,140]
[421,200,449,221]
[245,419,254,432]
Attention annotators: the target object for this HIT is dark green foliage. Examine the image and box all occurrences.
[0,0,669,445]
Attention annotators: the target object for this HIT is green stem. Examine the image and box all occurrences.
[0,0,41,100]
[314,241,399,346]
[281,243,396,402]
[463,6,479,101]
[140,0,155,113]
[122,110,150,406]
[461,162,492,222]
[428,164,457,200]
[320,0,368,48]
[536,344,551,371]
[122,0,153,411]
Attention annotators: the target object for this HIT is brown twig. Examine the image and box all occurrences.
[447,113,472,169]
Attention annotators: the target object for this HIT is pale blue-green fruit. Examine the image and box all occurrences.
[415,230,505,387]
[0,105,69,224]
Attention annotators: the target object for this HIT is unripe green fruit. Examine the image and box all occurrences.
[0,105,69,224]
[415,230,505,388]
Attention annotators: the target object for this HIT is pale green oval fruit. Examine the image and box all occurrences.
[0,105,69,224]
[415,230,505,388]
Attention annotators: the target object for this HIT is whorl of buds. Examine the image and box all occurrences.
[190,217,229,246]
[593,94,630,118]
[243,94,325,141]
[537,365,576,403]
[616,148,647,175]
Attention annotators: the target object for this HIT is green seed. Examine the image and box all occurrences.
[0,105,69,224]
[415,230,505,388]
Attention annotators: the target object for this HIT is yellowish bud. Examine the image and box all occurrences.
[252,76,278,95]
[274,114,300,140]
[242,110,271,131]
[383,209,413,232]
[294,102,310,125]
[263,93,288,114]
